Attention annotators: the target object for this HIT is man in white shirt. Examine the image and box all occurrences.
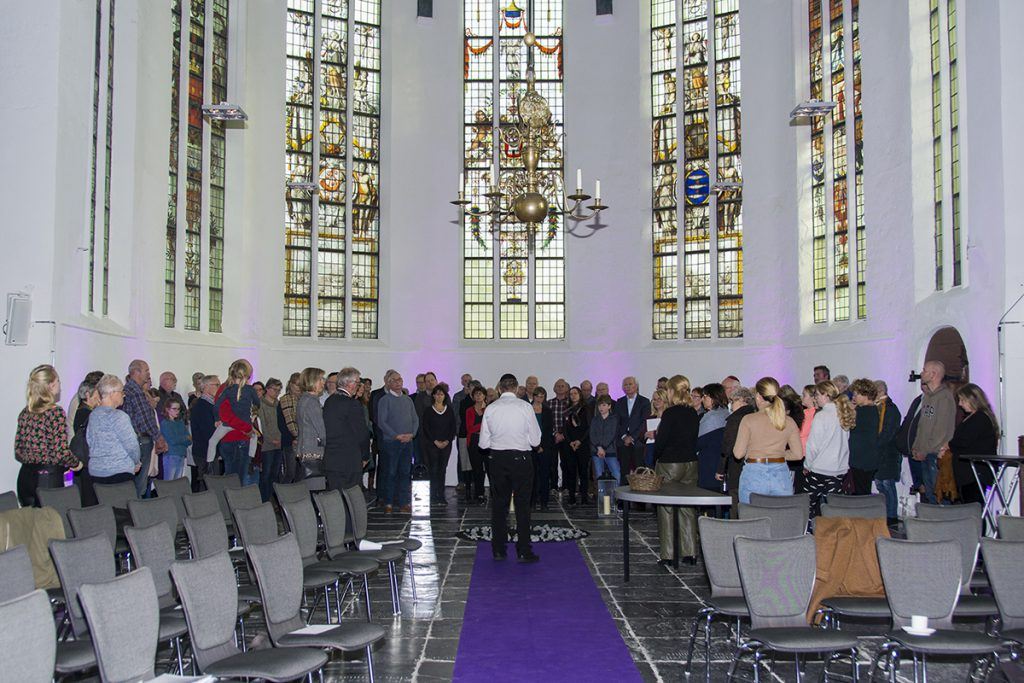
[480,373,542,562]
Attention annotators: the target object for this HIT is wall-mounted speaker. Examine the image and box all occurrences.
[417,0,433,18]
[4,293,31,346]
[596,0,613,16]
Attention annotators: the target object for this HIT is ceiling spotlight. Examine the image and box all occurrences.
[202,101,248,121]
[286,180,318,192]
[789,99,836,120]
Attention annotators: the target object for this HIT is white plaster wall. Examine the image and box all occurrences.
[0,0,1018,492]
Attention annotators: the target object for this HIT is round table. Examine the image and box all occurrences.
[615,483,731,582]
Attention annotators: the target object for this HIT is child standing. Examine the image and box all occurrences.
[159,396,191,480]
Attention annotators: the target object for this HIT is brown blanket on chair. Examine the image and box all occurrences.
[0,507,66,589]
[808,516,890,623]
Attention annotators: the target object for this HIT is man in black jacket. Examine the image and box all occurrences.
[614,376,651,485]
[323,367,371,491]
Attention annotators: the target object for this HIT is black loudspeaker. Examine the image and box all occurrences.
[596,0,613,15]
[417,0,433,18]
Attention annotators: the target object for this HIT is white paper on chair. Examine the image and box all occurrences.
[148,675,217,683]
[358,539,383,550]
[289,624,336,635]
[380,540,404,546]
[646,418,660,444]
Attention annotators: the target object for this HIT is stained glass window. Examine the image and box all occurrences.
[164,0,230,331]
[87,0,115,315]
[650,0,742,340]
[462,0,565,340]
[284,0,380,339]
[807,0,865,324]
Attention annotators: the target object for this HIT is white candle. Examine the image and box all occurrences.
[576,168,582,190]
[459,173,464,192]
[603,495,611,515]
[595,179,601,198]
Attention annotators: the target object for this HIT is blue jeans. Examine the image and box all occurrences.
[162,455,185,481]
[382,439,413,507]
[875,478,898,519]
[219,440,250,485]
[593,455,621,481]
[259,449,282,503]
[921,453,938,504]
[738,463,792,504]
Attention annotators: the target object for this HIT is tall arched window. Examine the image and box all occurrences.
[651,0,743,341]
[930,0,961,290]
[88,0,115,315]
[462,0,565,340]
[808,0,865,324]
[164,0,230,332]
[284,0,381,339]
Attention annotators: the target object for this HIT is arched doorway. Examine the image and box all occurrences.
[925,326,969,384]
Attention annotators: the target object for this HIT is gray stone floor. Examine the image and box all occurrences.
[161,482,1001,682]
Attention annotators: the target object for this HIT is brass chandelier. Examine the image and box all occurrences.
[451,31,608,246]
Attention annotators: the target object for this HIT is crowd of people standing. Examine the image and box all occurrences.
[13,359,999,565]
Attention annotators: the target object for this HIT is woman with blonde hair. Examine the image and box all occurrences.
[733,377,802,503]
[800,380,856,516]
[14,365,82,506]
[644,388,669,467]
[652,375,701,565]
[295,367,327,478]
[949,383,1000,505]
[215,359,260,483]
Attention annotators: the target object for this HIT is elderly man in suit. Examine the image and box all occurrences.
[614,376,651,485]
[323,367,371,491]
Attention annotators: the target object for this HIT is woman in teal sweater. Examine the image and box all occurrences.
[159,396,191,480]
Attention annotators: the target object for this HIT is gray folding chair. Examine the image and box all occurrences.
[748,492,809,509]
[738,502,808,539]
[280,495,379,622]
[314,489,388,619]
[872,537,1004,682]
[78,567,161,683]
[820,503,885,519]
[342,485,420,612]
[729,535,859,683]
[128,495,182,540]
[685,517,771,682]
[183,512,260,607]
[304,476,327,492]
[171,551,328,681]
[0,589,56,683]
[826,493,886,509]
[997,515,1024,542]
[182,490,221,519]
[247,533,386,682]
[154,477,191,526]
[235,503,337,624]
[0,489,21,511]
[904,517,998,622]
[123,522,195,671]
[93,481,137,510]
[37,484,81,537]
[223,485,264,534]
[49,534,114,676]
[981,539,1024,653]
[204,473,242,524]
[0,545,36,603]
[274,481,311,506]
[67,504,132,571]
[915,502,982,521]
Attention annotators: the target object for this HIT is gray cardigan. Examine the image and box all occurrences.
[87,406,141,477]
[296,393,326,456]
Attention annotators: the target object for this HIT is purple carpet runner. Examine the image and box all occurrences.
[453,541,642,682]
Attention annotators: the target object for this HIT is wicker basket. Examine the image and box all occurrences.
[627,467,663,492]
